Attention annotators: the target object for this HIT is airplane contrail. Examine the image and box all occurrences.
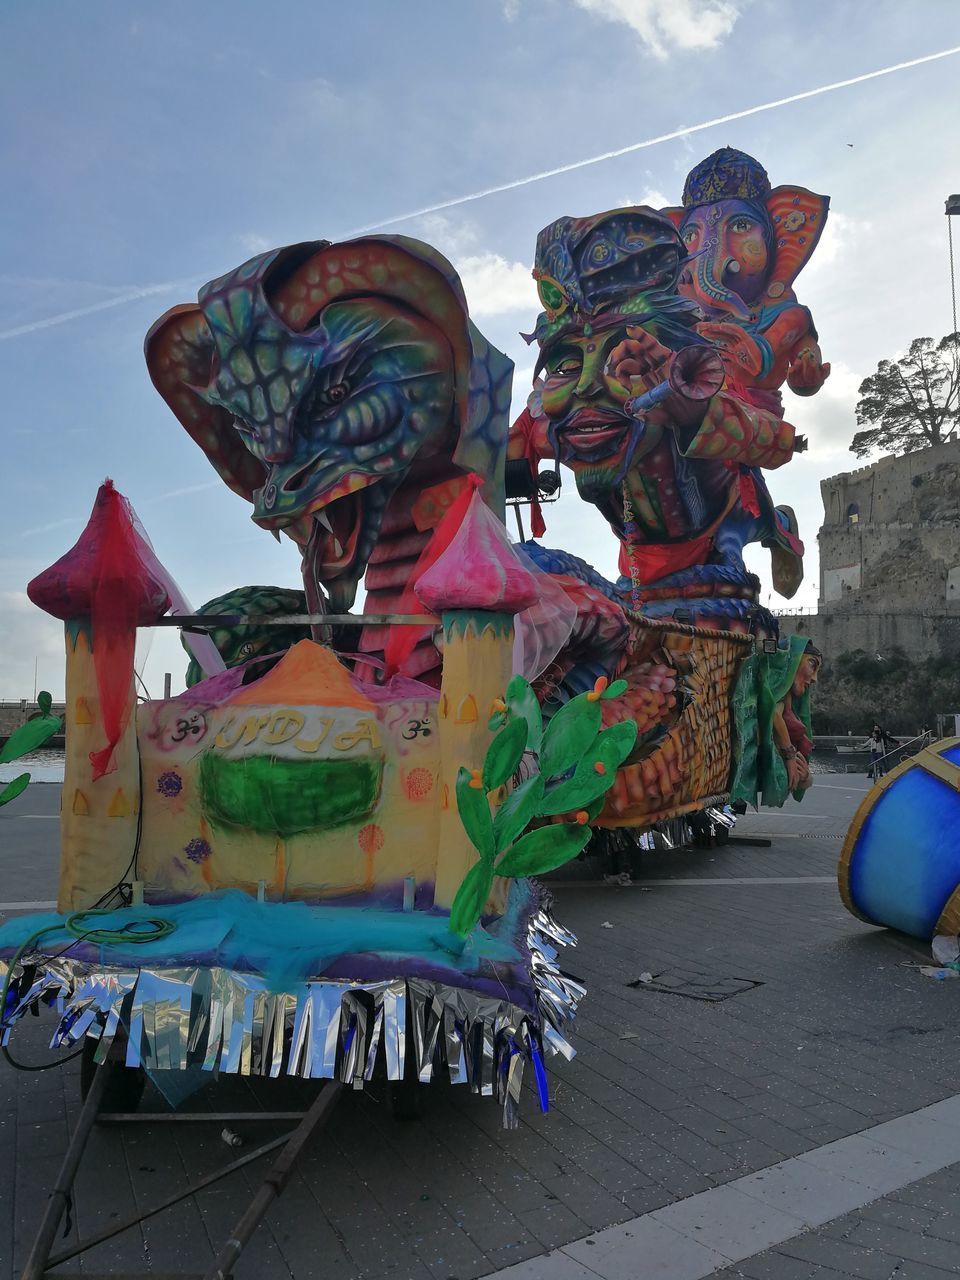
[0,278,200,342]
[1,43,958,343]
[344,43,960,235]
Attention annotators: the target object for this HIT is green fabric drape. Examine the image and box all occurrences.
[731,635,812,809]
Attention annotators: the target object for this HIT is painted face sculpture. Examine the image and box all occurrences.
[791,650,821,699]
[523,205,805,631]
[531,209,711,528]
[146,238,511,614]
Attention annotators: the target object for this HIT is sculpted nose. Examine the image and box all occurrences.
[258,416,297,464]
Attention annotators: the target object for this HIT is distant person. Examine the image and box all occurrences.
[861,724,897,781]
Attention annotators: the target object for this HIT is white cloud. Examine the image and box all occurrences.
[405,214,537,318]
[787,360,860,466]
[458,252,537,317]
[413,213,482,260]
[236,232,273,255]
[800,210,872,283]
[616,189,671,209]
[572,0,741,58]
[297,77,345,119]
[511,365,537,405]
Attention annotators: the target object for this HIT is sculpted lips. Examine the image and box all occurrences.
[559,409,631,459]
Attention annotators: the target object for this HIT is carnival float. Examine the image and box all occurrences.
[1,147,833,1273]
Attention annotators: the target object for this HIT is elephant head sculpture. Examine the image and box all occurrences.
[663,147,828,321]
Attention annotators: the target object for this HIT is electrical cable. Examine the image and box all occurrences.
[0,906,176,1073]
[86,755,146,912]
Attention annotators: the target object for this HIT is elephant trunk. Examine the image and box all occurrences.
[693,244,752,321]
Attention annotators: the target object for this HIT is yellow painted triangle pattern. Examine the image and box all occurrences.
[108,788,130,818]
[455,694,478,724]
[72,789,89,816]
[75,697,93,725]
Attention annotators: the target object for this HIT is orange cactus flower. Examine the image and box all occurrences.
[490,697,507,714]
[586,676,609,702]
[593,761,606,775]
[574,810,589,825]
[468,768,484,790]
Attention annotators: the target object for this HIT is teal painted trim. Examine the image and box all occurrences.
[442,610,514,642]
[65,618,92,649]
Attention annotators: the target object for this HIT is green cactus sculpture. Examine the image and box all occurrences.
[448,675,637,938]
[0,691,62,808]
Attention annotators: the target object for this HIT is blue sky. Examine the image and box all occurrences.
[2,0,959,699]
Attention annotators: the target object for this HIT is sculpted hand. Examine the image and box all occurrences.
[605,327,674,393]
[786,753,812,792]
[696,322,763,378]
[788,349,830,396]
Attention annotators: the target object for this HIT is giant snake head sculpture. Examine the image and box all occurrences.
[146,238,512,613]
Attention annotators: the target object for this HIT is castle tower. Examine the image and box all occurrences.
[28,481,172,910]
[415,492,539,909]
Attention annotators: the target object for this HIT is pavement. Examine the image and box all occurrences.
[2,775,960,1279]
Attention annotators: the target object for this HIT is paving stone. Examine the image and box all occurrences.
[731,1116,816,1159]
[562,1215,727,1280]
[440,1189,532,1254]
[775,1235,899,1279]
[881,1264,960,1279]
[842,1219,960,1272]
[796,1135,941,1196]
[516,1201,592,1250]
[735,1158,871,1228]
[735,1253,848,1280]
[651,1182,806,1263]
[480,1231,546,1272]
[922,1212,960,1247]
[488,1250,599,1279]
[854,1196,941,1235]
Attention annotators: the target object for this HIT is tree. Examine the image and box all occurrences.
[850,333,960,458]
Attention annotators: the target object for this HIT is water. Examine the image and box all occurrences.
[0,746,65,784]
[810,753,870,777]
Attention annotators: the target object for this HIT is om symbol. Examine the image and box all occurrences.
[402,718,432,741]
[169,711,207,745]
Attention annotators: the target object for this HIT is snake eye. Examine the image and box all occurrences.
[318,382,349,408]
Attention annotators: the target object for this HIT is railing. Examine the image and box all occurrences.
[863,731,929,779]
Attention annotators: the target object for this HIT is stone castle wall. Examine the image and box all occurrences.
[777,610,960,661]
[777,440,960,660]
[0,701,66,736]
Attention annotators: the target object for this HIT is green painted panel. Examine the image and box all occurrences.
[199,753,383,836]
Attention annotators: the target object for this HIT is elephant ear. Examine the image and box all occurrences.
[660,206,685,230]
[144,304,267,504]
[765,186,829,293]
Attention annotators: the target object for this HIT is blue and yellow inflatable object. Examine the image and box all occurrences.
[839,738,960,940]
